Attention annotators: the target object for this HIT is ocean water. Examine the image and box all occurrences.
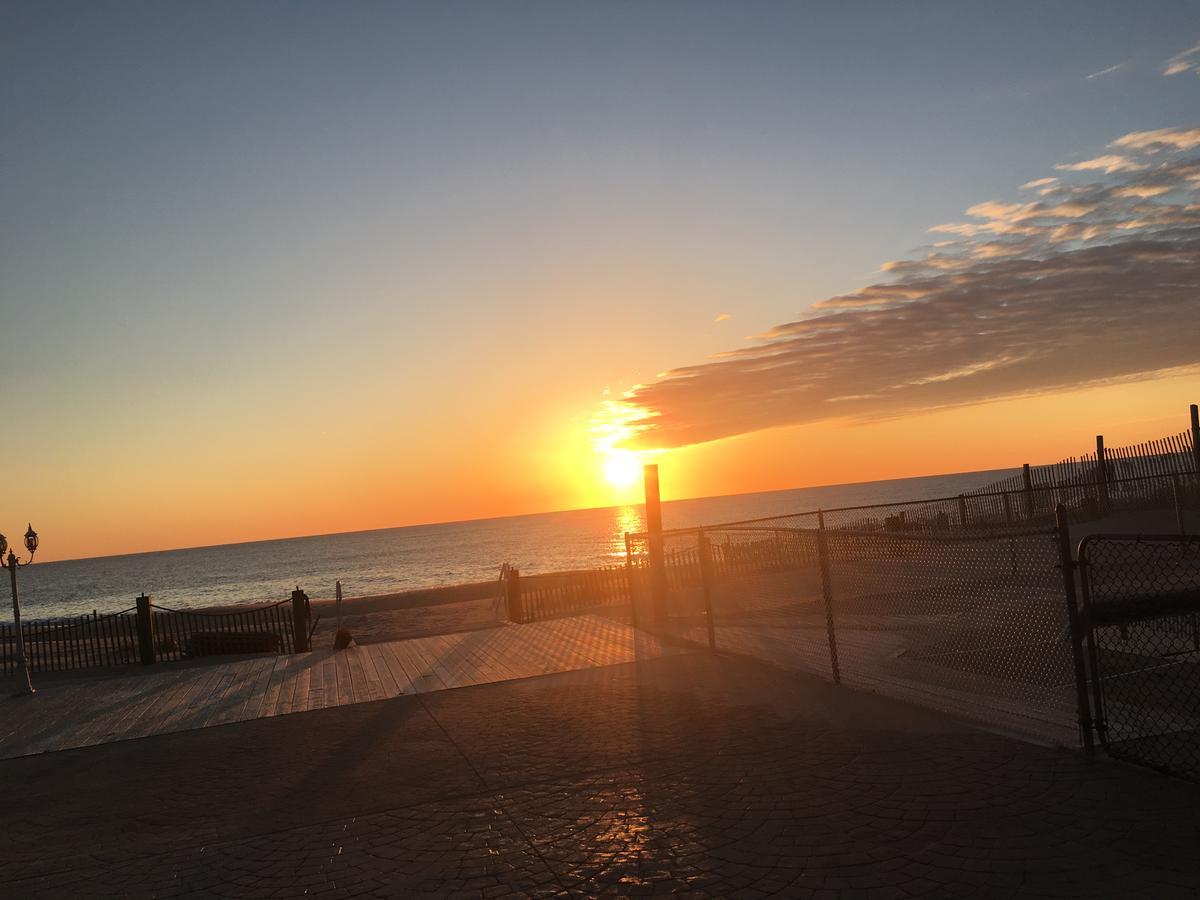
[9,468,1016,620]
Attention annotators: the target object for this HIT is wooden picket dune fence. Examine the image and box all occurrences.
[0,608,140,675]
[969,427,1198,498]
[508,564,631,623]
[152,597,299,662]
[1,594,309,676]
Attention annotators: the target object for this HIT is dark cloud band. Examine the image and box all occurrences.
[618,127,1200,450]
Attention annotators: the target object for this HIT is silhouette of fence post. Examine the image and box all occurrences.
[816,510,841,685]
[506,568,524,623]
[697,530,716,652]
[1171,475,1186,535]
[135,593,156,665]
[291,587,310,652]
[1191,404,1200,474]
[644,464,667,622]
[957,495,969,530]
[1055,504,1094,757]
[1096,435,1110,511]
[624,533,638,629]
[1022,463,1034,519]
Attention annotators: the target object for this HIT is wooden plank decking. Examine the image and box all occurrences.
[0,615,685,760]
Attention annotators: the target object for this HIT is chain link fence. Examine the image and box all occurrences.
[626,473,1200,746]
[619,472,1200,758]
[1077,534,1200,780]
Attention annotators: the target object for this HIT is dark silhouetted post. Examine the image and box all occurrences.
[957,495,969,529]
[697,530,716,652]
[1055,504,1094,756]
[816,510,841,685]
[135,593,156,665]
[1191,404,1200,474]
[1096,435,1109,510]
[644,464,667,622]
[506,568,523,623]
[291,587,310,652]
[1022,463,1034,519]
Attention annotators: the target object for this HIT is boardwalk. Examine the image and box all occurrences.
[0,614,684,760]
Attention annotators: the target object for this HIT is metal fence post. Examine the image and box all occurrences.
[624,532,639,630]
[697,530,716,652]
[816,510,842,685]
[290,587,310,652]
[135,593,156,665]
[1055,505,1094,756]
[1172,474,1186,535]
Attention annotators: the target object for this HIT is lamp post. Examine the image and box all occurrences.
[1,525,39,695]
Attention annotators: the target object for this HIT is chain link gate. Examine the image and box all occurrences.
[1076,534,1200,780]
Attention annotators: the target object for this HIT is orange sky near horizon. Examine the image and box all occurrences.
[14,369,1197,563]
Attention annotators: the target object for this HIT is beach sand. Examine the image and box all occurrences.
[307,580,504,645]
[306,569,624,646]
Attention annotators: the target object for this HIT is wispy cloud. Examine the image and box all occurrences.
[1055,154,1144,174]
[714,312,732,323]
[1163,40,1200,76]
[1087,62,1125,80]
[610,126,1200,451]
[1113,127,1200,152]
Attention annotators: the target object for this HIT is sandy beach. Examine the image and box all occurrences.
[305,568,629,646]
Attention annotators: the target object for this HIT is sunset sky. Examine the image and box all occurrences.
[3,3,1199,561]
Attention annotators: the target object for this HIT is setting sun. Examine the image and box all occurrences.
[603,450,641,489]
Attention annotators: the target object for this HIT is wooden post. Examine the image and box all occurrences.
[1191,404,1200,474]
[644,464,667,622]
[506,568,524,623]
[1002,491,1013,526]
[1022,463,1034,519]
[1172,475,1186,535]
[957,495,969,530]
[135,593,156,665]
[335,580,343,634]
[290,587,310,653]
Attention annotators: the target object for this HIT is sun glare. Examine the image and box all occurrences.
[604,450,641,489]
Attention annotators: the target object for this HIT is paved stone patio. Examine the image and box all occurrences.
[2,652,1198,898]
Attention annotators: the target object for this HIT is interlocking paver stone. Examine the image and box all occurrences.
[1,652,1198,897]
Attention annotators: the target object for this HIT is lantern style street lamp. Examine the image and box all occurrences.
[1,525,39,695]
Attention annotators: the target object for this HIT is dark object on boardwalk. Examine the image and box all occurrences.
[333,628,354,650]
[187,630,282,657]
